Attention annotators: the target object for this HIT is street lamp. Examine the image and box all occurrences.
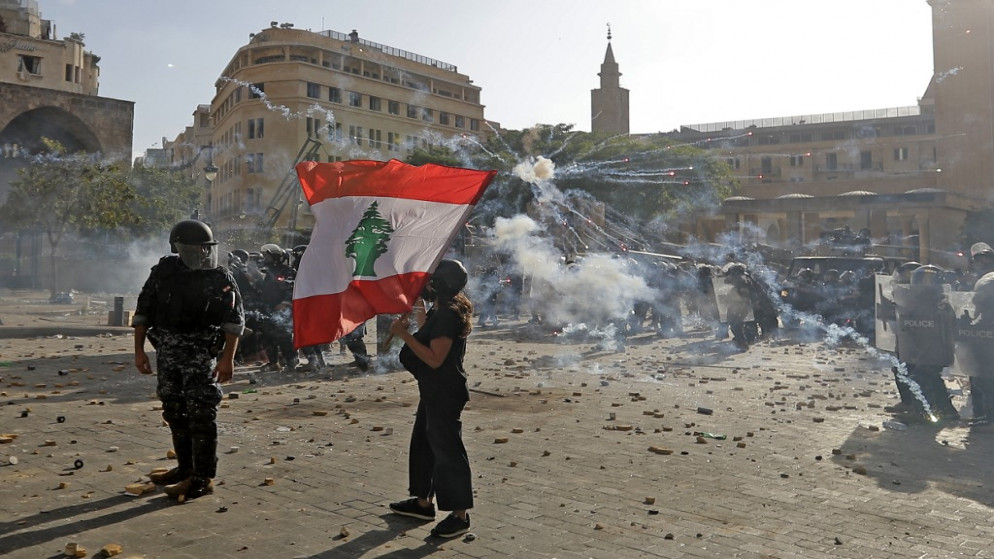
[204,164,218,183]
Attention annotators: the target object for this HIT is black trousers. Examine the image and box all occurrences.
[408,396,473,511]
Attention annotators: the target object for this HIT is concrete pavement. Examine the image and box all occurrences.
[1,289,993,558]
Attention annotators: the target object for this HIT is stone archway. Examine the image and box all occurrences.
[0,106,102,155]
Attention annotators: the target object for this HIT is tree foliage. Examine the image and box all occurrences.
[405,124,734,242]
[126,164,203,239]
[0,139,138,293]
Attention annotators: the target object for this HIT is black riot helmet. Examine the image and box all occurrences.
[169,219,218,270]
[427,259,468,297]
[260,243,287,266]
[169,220,217,252]
[910,265,944,287]
[894,261,921,285]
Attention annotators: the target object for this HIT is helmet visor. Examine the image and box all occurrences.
[176,243,218,270]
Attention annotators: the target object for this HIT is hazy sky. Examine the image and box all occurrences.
[40,0,935,160]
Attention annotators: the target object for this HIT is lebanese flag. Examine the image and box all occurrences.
[292,159,496,348]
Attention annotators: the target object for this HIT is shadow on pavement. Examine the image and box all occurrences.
[0,493,164,553]
[834,420,994,507]
[306,514,444,558]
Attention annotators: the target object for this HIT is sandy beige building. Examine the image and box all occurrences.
[167,23,491,245]
[662,0,994,266]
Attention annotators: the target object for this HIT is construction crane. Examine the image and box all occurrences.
[256,138,322,245]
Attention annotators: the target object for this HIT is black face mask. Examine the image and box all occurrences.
[421,282,437,301]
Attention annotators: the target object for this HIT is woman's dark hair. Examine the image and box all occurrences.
[436,291,473,338]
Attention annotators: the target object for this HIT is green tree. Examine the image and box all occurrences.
[345,201,394,277]
[0,139,139,295]
[126,164,203,239]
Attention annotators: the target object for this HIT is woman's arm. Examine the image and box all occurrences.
[389,313,453,369]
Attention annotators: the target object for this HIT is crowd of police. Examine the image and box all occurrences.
[226,243,372,374]
[879,242,994,426]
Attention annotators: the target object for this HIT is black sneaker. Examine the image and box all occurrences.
[388,498,435,520]
[431,513,470,538]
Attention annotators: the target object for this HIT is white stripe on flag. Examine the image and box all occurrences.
[293,195,473,300]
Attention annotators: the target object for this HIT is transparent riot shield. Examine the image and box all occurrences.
[949,290,994,378]
[892,284,954,367]
[874,274,897,353]
[714,278,754,323]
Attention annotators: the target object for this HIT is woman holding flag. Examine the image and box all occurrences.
[388,259,475,539]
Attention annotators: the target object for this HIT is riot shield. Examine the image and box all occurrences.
[892,284,954,367]
[714,278,754,323]
[874,274,897,353]
[950,290,994,378]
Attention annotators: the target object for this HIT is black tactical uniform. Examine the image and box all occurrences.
[257,244,297,372]
[133,220,244,501]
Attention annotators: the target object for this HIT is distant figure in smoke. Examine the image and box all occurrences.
[747,268,780,340]
[339,322,372,372]
[132,219,244,501]
[894,265,958,422]
[965,273,994,426]
[388,259,474,539]
[476,266,501,327]
[227,249,264,365]
[694,264,721,335]
[887,261,922,414]
[503,272,523,320]
[722,263,754,351]
[257,243,297,373]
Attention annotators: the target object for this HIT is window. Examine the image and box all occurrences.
[760,157,773,175]
[407,104,419,119]
[388,100,400,115]
[826,153,838,171]
[307,117,322,139]
[421,108,434,123]
[235,87,242,103]
[369,96,382,111]
[470,119,480,132]
[306,82,320,98]
[65,64,72,82]
[860,151,873,170]
[370,129,382,149]
[894,147,909,161]
[349,125,363,146]
[250,83,264,98]
[455,115,465,129]
[440,112,450,126]
[248,118,264,139]
[246,153,264,173]
[348,91,362,107]
[790,155,804,167]
[17,55,41,74]
[329,87,342,103]
[821,130,845,141]
[388,132,398,151]
[334,122,343,142]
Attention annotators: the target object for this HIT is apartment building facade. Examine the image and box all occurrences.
[667,0,994,264]
[175,24,490,243]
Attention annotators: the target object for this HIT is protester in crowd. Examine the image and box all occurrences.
[388,259,475,539]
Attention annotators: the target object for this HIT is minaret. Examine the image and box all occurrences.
[591,24,630,134]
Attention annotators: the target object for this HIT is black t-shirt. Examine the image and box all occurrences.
[399,305,469,403]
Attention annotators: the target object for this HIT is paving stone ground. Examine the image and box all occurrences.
[1,289,992,558]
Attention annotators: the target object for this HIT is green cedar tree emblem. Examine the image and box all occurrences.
[344,201,394,277]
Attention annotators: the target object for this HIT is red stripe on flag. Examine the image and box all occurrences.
[296,159,496,206]
[292,271,431,348]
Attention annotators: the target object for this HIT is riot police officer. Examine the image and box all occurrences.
[257,243,297,372]
[965,272,994,425]
[894,265,958,421]
[133,220,245,500]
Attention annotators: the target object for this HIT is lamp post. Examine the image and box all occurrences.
[197,163,218,220]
